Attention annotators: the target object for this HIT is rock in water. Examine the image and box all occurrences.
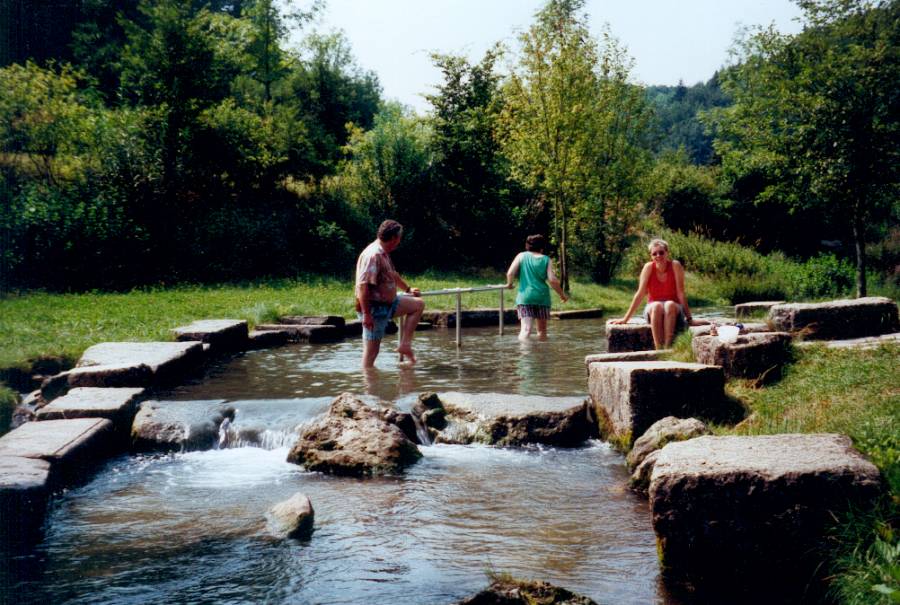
[286,393,421,476]
[267,492,314,539]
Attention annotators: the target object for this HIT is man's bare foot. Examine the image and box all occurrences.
[396,344,416,364]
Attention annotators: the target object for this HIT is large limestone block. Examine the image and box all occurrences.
[584,350,667,374]
[795,331,900,350]
[36,387,145,432]
[0,456,51,543]
[768,296,899,340]
[692,332,793,379]
[131,400,234,452]
[605,320,654,353]
[626,416,709,471]
[286,393,421,476]
[247,329,290,349]
[422,309,519,328]
[650,434,884,591]
[172,319,249,351]
[415,392,596,447]
[41,363,153,401]
[734,301,784,319]
[0,418,114,468]
[689,322,768,337]
[279,315,346,330]
[588,361,728,447]
[255,324,343,343]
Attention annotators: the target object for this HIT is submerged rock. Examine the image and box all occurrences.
[267,492,314,539]
[413,392,596,447]
[286,393,421,476]
[457,575,597,605]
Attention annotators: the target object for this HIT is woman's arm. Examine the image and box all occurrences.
[672,260,692,322]
[611,263,652,323]
[505,253,522,288]
[546,260,568,302]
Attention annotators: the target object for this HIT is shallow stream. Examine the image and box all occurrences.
[9,319,686,604]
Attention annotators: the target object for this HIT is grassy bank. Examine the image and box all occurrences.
[0,272,656,372]
[722,344,900,604]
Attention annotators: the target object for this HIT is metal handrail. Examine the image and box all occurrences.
[402,284,510,348]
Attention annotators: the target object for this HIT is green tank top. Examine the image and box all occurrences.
[515,253,551,307]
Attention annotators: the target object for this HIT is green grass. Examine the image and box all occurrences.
[0,272,640,372]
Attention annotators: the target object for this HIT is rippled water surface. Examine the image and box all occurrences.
[9,319,681,605]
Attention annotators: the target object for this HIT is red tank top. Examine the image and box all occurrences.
[648,261,678,302]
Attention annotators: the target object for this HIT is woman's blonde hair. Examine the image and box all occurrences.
[647,238,669,253]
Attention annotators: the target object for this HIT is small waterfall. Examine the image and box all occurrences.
[411,414,432,446]
[217,417,232,449]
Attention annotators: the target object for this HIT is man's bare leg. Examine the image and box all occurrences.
[395,296,424,363]
[519,316,533,340]
[362,338,381,368]
[537,318,548,340]
[647,302,664,349]
[663,301,680,347]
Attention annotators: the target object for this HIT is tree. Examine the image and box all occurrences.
[707,0,900,297]
[501,0,652,286]
[426,48,523,267]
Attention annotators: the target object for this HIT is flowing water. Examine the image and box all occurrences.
[8,319,688,604]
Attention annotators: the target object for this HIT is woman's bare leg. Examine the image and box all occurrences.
[663,301,680,347]
[537,318,548,340]
[647,302,665,349]
[519,316,534,340]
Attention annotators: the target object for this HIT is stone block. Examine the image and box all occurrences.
[605,320,654,353]
[172,319,249,351]
[344,320,363,337]
[795,331,900,350]
[422,309,519,328]
[588,361,728,447]
[279,315,346,330]
[551,308,604,320]
[650,434,883,592]
[689,322,769,337]
[36,387,145,433]
[0,418,115,470]
[247,329,290,349]
[256,324,343,342]
[584,350,667,374]
[626,416,709,471]
[131,400,234,452]
[768,296,899,340]
[734,301,784,319]
[692,332,793,379]
[0,456,51,543]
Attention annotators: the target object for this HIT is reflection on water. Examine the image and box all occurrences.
[165,319,611,403]
[7,318,695,605]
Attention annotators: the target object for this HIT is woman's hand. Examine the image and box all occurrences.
[506,281,515,289]
[560,293,569,303]
[608,317,628,324]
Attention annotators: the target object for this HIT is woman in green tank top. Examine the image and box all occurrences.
[505,234,569,340]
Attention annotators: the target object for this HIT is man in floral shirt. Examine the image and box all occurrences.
[355,220,424,367]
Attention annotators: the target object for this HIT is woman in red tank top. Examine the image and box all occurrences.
[610,239,694,349]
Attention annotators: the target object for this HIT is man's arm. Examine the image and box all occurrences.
[395,274,420,297]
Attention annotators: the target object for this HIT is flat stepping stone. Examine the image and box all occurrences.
[692,332,793,379]
[248,329,290,349]
[421,309,519,327]
[416,392,595,447]
[689,322,769,337]
[0,456,52,542]
[172,319,249,351]
[605,319,654,353]
[0,418,114,468]
[41,342,204,399]
[769,296,899,340]
[415,321,433,331]
[584,350,669,373]
[650,434,883,591]
[256,324,343,343]
[734,301,784,319]
[131,400,234,452]
[279,315,346,329]
[589,361,731,448]
[36,387,145,432]
[551,308,604,320]
[795,331,900,350]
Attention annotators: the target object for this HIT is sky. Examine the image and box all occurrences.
[304,0,805,114]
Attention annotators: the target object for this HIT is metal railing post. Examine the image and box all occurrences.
[499,288,504,335]
[455,291,462,348]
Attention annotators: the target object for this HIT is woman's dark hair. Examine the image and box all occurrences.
[377,219,403,241]
[525,234,546,252]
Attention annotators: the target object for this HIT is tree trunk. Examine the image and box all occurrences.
[559,193,569,292]
[852,209,867,298]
